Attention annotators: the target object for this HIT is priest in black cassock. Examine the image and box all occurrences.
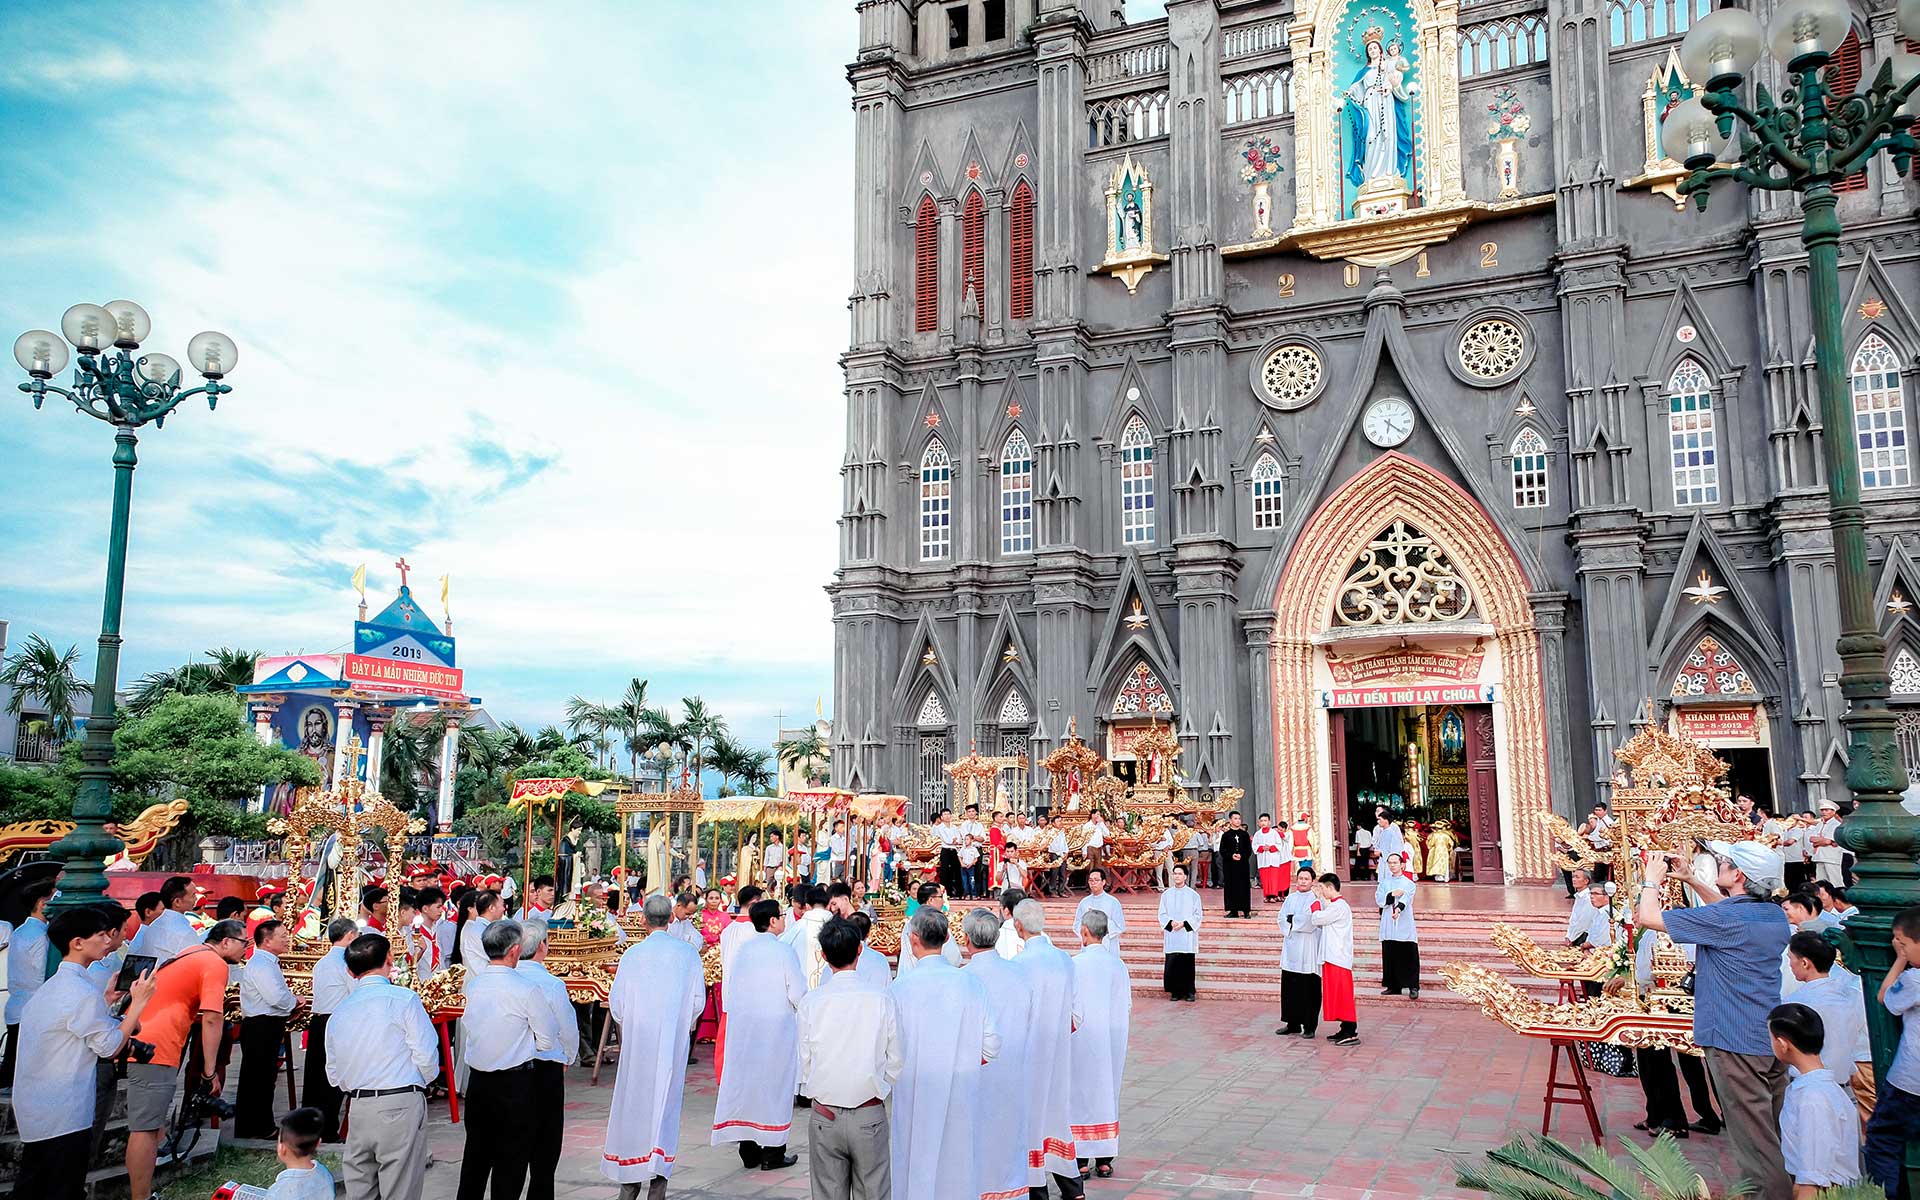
[1215,812,1255,918]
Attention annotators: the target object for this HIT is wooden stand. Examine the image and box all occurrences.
[1541,1037,1602,1140]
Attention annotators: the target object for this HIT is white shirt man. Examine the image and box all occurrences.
[5,910,50,1029]
[995,908,1026,961]
[787,902,831,989]
[1074,879,1126,949]
[602,907,706,1195]
[1014,902,1083,1193]
[325,958,439,1200]
[1071,916,1132,1172]
[889,914,999,1200]
[1808,802,1845,885]
[711,917,806,1167]
[1276,871,1324,1035]
[15,953,148,1161]
[141,906,202,966]
[828,830,848,877]
[1372,818,1406,865]
[240,944,298,1018]
[1566,886,1615,949]
[309,943,358,1017]
[798,934,902,1200]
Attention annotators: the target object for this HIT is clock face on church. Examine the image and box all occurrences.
[1362,397,1415,448]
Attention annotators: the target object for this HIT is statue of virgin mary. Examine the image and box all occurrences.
[1343,30,1414,191]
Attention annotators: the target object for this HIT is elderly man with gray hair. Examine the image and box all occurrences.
[961,907,1033,1200]
[602,894,706,1200]
[889,906,999,1200]
[1072,909,1132,1178]
[516,918,577,1200]
[458,918,565,1200]
[1014,899,1086,1200]
[1636,839,1791,1200]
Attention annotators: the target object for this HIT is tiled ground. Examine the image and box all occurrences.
[393,995,1741,1200]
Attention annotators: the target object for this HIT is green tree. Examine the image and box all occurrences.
[564,695,618,771]
[126,647,260,717]
[109,693,317,840]
[0,633,91,737]
[776,728,829,787]
[710,733,773,796]
[675,696,726,795]
[0,760,76,823]
[1455,1133,1770,1200]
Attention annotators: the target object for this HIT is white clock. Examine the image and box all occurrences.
[1362,397,1415,448]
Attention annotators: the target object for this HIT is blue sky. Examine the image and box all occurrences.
[0,1,1171,748]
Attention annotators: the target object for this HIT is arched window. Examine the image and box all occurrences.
[1009,180,1035,320]
[998,688,1031,724]
[961,189,986,309]
[920,438,952,561]
[1510,428,1550,509]
[1250,452,1283,529]
[1853,333,1909,490]
[914,194,939,333]
[1666,360,1720,507]
[1000,429,1034,555]
[1120,414,1156,545]
[1111,661,1174,717]
[916,690,950,725]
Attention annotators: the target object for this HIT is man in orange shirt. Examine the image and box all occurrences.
[125,919,249,1200]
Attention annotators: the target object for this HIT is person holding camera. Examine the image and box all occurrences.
[125,917,251,1200]
[16,906,157,1200]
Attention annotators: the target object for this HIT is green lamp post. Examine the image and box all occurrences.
[11,303,237,912]
[1667,0,1920,1182]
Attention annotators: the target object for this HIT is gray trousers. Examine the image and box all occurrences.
[1704,1047,1789,1200]
[342,1090,429,1200]
[808,1102,890,1200]
[619,1179,668,1200]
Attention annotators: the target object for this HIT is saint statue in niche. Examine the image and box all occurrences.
[1116,171,1146,254]
[1342,29,1414,192]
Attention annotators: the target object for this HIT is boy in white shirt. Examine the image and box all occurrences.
[267,1106,337,1200]
[1863,906,1920,1198]
[1767,1002,1859,1198]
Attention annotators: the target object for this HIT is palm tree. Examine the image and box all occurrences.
[0,634,91,737]
[1455,1132,1767,1200]
[676,696,727,795]
[126,647,258,716]
[776,727,829,787]
[609,678,662,787]
[563,694,617,770]
[708,732,773,795]
[379,713,439,811]
[495,721,538,770]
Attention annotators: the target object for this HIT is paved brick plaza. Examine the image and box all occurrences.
[402,995,1742,1200]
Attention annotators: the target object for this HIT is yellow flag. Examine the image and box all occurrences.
[350,563,367,596]
[439,574,451,607]
[815,696,823,719]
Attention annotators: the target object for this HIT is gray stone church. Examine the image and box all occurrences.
[826,0,1918,881]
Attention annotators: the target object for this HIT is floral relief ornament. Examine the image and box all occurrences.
[1241,135,1285,239]
[1485,87,1529,200]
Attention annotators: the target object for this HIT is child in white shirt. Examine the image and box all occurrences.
[1863,906,1920,1198]
[267,1107,336,1200]
[1768,1002,1860,1199]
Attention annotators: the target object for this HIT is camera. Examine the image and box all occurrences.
[186,1079,236,1121]
[125,1039,157,1065]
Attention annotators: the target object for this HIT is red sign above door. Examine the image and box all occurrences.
[1322,683,1496,708]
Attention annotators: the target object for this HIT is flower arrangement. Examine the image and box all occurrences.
[1486,86,1531,141]
[578,904,621,940]
[1240,135,1285,185]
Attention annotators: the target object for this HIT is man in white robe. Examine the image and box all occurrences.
[961,907,1032,1200]
[1275,868,1322,1036]
[1073,870,1125,949]
[889,908,1000,1200]
[712,898,805,1171]
[1071,910,1131,1178]
[786,884,832,988]
[602,896,705,1200]
[1013,899,1085,1200]
[996,889,1027,960]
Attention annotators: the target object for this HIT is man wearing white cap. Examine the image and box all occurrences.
[1636,840,1792,1200]
[1806,800,1845,888]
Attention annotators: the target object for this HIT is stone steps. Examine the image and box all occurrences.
[0,1077,222,1196]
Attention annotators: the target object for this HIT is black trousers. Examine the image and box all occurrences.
[1637,1047,1719,1130]
[17,1127,91,1200]
[1030,1170,1085,1200]
[1,1022,17,1089]
[457,1064,537,1200]
[527,1061,563,1200]
[938,849,963,898]
[1381,940,1421,993]
[1281,969,1321,1032]
[1163,952,1195,1000]
[302,1013,343,1141]
[235,1014,288,1139]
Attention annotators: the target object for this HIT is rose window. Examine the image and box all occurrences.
[1458,318,1526,381]
[1259,343,1322,408]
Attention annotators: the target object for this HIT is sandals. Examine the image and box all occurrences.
[1096,1164,1115,1178]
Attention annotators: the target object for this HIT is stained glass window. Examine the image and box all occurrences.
[1120,414,1155,545]
[1667,361,1719,507]
[920,438,951,561]
[1511,428,1550,509]
[1111,661,1174,716]
[1669,634,1756,697]
[1250,452,1283,529]
[1853,333,1909,490]
[1001,429,1033,555]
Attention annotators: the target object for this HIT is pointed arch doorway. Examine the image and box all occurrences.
[1269,453,1556,883]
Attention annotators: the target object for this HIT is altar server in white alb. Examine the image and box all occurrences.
[960,907,1033,1200]
[1073,869,1125,949]
[603,896,706,1200]
[1275,868,1322,1037]
[1374,853,1420,999]
[712,899,805,1172]
[1013,899,1085,1200]
[1252,815,1289,903]
[1071,909,1132,1180]
[1157,865,1203,1002]
[889,908,999,1200]
[1314,875,1360,1045]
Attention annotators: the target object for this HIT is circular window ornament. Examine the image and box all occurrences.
[1256,342,1324,410]
[1445,309,1535,387]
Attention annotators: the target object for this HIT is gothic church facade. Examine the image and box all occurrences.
[827,0,1920,880]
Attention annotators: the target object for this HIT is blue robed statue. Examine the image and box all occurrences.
[1343,29,1414,191]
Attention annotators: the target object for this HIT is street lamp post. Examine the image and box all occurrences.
[12,303,237,912]
[1666,0,1920,1180]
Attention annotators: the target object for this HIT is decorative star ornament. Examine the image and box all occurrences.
[1514,395,1537,416]
[1889,589,1912,616]
[1123,597,1150,630]
[1006,401,1022,419]
[921,647,938,666]
[1682,569,1727,605]
[1859,298,1888,321]
[1254,428,1275,444]
[924,412,940,428]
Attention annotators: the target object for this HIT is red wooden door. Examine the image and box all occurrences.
[1328,710,1350,878]
[1466,706,1502,880]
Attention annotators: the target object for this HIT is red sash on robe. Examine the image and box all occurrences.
[1322,963,1357,1022]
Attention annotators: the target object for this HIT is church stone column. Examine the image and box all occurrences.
[1242,610,1277,811]
[330,699,357,787]
[366,710,391,794]
[1031,3,1091,325]
[437,719,461,830]
[1528,591,1577,816]
[251,700,280,747]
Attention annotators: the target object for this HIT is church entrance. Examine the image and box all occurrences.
[1329,701,1501,882]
